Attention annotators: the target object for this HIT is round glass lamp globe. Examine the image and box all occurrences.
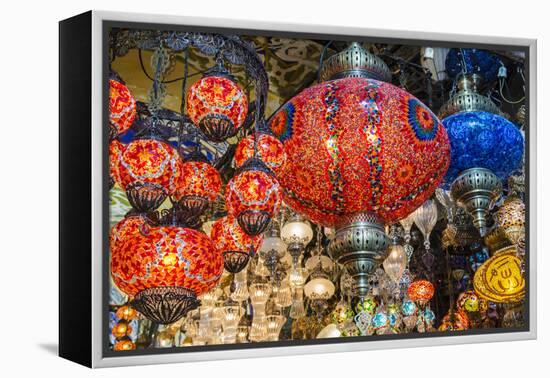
[259,235,287,258]
[281,218,313,245]
[305,255,334,272]
[304,277,335,299]
[316,323,342,339]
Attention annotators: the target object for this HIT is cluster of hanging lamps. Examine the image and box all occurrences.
[186,60,248,142]
[210,215,263,273]
[439,48,524,236]
[270,42,450,298]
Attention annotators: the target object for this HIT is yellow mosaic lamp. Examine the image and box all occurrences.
[473,246,525,303]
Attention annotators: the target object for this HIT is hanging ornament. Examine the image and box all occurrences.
[412,199,438,252]
[407,280,435,306]
[111,224,223,324]
[383,243,408,283]
[186,60,248,142]
[234,131,286,175]
[116,138,183,213]
[109,76,137,139]
[174,153,222,220]
[495,195,525,245]
[225,158,282,236]
[211,215,263,273]
[440,51,524,237]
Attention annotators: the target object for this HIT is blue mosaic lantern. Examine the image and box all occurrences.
[445,48,503,84]
[443,111,524,185]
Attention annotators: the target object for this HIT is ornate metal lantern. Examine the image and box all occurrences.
[225,158,282,236]
[186,63,248,142]
[270,42,450,298]
[495,195,525,245]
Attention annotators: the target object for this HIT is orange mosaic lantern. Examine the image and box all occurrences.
[174,157,222,218]
[407,280,435,306]
[109,139,125,188]
[109,78,137,138]
[112,321,132,338]
[116,305,138,321]
[234,133,286,175]
[111,224,223,324]
[225,159,282,236]
[211,215,263,273]
[109,214,150,257]
[113,338,136,351]
[438,309,470,331]
[186,73,248,142]
[117,138,183,212]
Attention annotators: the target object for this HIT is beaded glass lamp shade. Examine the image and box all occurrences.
[116,138,184,212]
[187,75,248,142]
[269,77,450,227]
[109,79,137,137]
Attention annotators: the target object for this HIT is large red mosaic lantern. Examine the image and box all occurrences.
[111,222,223,324]
[109,78,137,139]
[116,138,183,213]
[174,155,222,219]
[225,158,282,236]
[234,132,286,175]
[186,68,248,142]
[269,77,450,227]
[211,215,263,273]
[270,42,450,298]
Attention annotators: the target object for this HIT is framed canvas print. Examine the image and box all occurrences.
[59,10,537,368]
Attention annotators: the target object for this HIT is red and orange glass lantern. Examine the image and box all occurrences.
[112,320,132,338]
[438,309,470,331]
[109,78,137,139]
[111,224,223,324]
[225,158,282,236]
[211,215,263,273]
[116,305,138,321]
[109,139,125,188]
[407,280,435,306]
[174,157,222,219]
[186,72,248,142]
[269,77,450,227]
[116,138,183,213]
[234,133,286,175]
[113,337,136,351]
